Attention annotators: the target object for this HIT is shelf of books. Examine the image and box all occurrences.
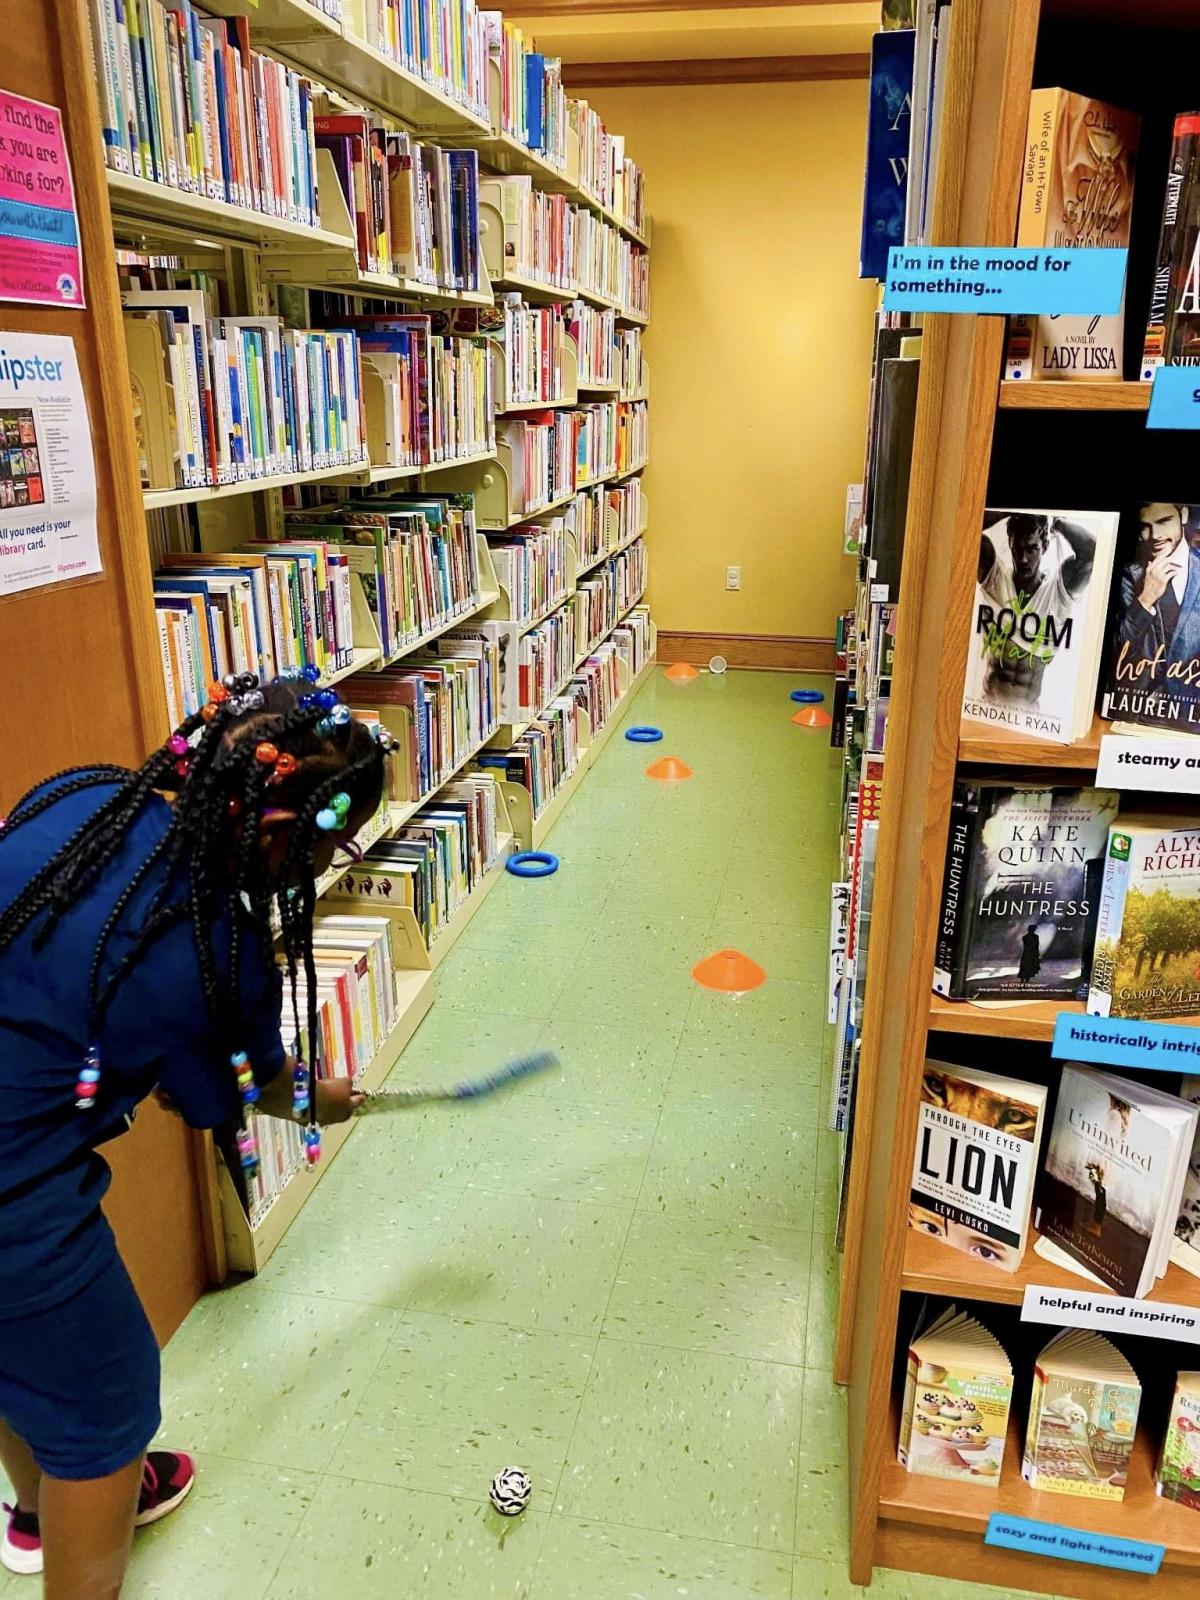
[832,2,1200,1596]
[83,0,652,1277]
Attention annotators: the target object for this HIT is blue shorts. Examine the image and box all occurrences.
[0,1251,160,1480]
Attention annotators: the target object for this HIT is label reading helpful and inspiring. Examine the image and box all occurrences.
[1021,1283,1200,1343]
[1051,1010,1200,1073]
[882,246,1127,315]
[985,1513,1165,1574]
[1147,365,1200,429]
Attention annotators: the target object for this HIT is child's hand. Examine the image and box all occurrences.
[314,1077,365,1124]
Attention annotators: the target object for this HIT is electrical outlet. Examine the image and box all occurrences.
[726,566,741,591]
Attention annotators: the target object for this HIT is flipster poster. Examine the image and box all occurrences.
[0,334,100,596]
[0,92,84,309]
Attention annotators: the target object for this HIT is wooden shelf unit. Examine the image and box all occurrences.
[829,3,1200,1597]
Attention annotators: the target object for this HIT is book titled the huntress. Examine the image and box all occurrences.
[1089,815,1200,1019]
[963,508,1119,746]
[1006,90,1139,383]
[933,782,1118,1001]
[909,1061,1048,1272]
[1036,1062,1198,1298]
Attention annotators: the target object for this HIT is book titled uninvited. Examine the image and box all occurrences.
[1022,1283,1200,1342]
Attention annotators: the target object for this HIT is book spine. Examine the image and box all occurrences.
[1087,834,1132,1018]
[1141,115,1200,379]
[86,0,128,173]
[932,784,978,998]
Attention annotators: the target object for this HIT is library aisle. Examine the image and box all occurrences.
[16,668,1017,1600]
[8,668,1034,1600]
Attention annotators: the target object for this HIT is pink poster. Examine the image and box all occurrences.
[0,92,84,310]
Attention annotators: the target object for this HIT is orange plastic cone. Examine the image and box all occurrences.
[646,755,693,781]
[692,949,767,993]
[792,707,832,728]
[664,661,699,683]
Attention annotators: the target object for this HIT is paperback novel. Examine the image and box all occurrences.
[932,782,1118,1001]
[962,508,1119,745]
[1100,503,1200,734]
[1023,1329,1141,1501]
[1157,1374,1200,1510]
[897,1305,1012,1485]
[909,1061,1048,1271]
[860,29,914,280]
[1089,816,1200,1019]
[1005,91,1139,382]
[1141,113,1200,374]
[1036,1063,1198,1298]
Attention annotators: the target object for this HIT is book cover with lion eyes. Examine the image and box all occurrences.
[909,1061,1047,1272]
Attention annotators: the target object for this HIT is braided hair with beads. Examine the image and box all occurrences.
[0,668,390,1184]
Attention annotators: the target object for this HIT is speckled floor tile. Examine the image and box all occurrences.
[604,1213,811,1364]
[685,978,825,1050]
[262,1474,547,1599]
[327,1313,593,1504]
[641,1095,817,1230]
[472,1098,658,1204]
[557,1336,803,1551]
[331,1100,489,1190]
[805,1234,843,1372]
[434,944,579,1018]
[121,1456,319,1600]
[407,1188,632,1334]
[376,1005,547,1094]
[578,907,715,972]
[665,1031,824,1112]
[255,1179,459,1309]
[528,1015,678,1110]
[532,1517,793,1600]
[156,1288,398,1472]
[704,911,829,978]
[555,946,699,1034]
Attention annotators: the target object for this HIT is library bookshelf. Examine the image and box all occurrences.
[63,0,654,1298]
[834,2,1200,1597]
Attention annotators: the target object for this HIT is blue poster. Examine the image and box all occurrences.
[860,30,914,280]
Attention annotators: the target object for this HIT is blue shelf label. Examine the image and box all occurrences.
[882,246,1127,314]
[985,1513,1164,1574]
[1052,1011,1200,1072]
[1147,365,1200,429]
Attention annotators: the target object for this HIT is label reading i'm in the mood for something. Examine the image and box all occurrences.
[882,246,1127,315]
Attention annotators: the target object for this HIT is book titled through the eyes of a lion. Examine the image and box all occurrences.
[1035,1062,1198,1299]
[909,1061,1048,1272]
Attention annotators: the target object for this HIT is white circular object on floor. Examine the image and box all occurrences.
[708,655,727,675]
[489,1466,532,1516]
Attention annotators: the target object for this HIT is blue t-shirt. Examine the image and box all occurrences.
[0,772,286,1317]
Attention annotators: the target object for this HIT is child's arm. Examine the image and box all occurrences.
[254,1057,362,1124]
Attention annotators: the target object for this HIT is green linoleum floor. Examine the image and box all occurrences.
[92,668,1067,1600]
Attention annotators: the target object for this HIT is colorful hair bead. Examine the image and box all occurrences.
[302,663,321,683]
[222,672,240,691]
[276,666,303,683]
[315,718,335,736]
[292,1064,310,1118]
[316,689,338,710]
[331,792,351,820]
[267,751,298,787]
[174,758,191,778]
[255,742,279,767]
[237,672,259,692]
[304,1126,322,1166]
[201,704,219,723]
[315,807,339,832]
[168,734,189,757]
[207,681,230,703]
[236,1125,259,1177]
[228,796,243,818]
[232,1050,259,1107]
[75,1044,101,1111]
[331,704,352,727]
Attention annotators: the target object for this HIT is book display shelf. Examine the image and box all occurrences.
[74,0,653,1276]
[835,2,1200,1597]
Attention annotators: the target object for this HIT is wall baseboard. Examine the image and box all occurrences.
[656,631,835,673]
[562,54,870,89]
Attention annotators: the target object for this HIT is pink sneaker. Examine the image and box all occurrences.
[0,1450,195,1575]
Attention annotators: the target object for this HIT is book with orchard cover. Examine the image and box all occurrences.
[1036,1063,1198,1298]
[1089,816,1200,1019]
[1157,1374,1200,1510]
[962,508,1119,745]
[909,1061,1048,1271]
[933,782,1118,1001]
[1005,90,1139,381]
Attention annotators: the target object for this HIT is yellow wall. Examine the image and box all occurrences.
[587,80,878,640]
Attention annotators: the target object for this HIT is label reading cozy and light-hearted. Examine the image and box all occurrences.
[882,246,1127,315]
[1147,365,1200,429]
[1051,1010,1200,1073]
[985,1513,1165,1574]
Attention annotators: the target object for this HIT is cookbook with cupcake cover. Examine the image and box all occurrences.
[897,1304,1013,1484]
[1023,1328,1141,1500]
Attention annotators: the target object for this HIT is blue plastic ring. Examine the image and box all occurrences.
[790,689,825,704]
[506,851,559,878]
[625,726,663,743]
